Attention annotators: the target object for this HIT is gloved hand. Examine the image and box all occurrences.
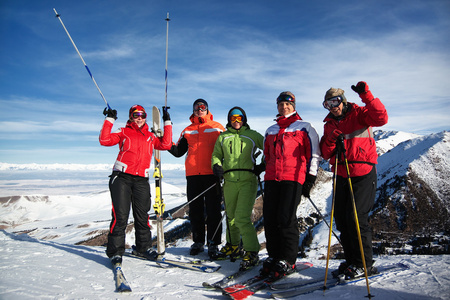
[213,164,224,178]
[302,174,316,197]
[162,106,171,122]
[253,163,266,176]
[351,81,369,94]
[351,81,374,102]
[103,107,117,120]
[327,129,343,144]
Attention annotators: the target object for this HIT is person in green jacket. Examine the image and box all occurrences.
[211,106,265,270]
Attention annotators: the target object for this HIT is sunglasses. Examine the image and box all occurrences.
[132,111,147,119]
[194,103,208,112]
[323,96,343,110]
[230,115,243,123]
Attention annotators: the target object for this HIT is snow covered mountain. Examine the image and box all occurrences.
[371,131,450,254]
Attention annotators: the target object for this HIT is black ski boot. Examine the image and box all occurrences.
[189,242,204,255]
[132,247,159,260]
[332,261,350,278]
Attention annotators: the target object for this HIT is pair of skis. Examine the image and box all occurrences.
[125,249,221,273]
[267,262,410,299]
[203,261,313,299]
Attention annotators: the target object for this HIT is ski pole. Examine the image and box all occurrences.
[53,8,110,109]
[306,196,341,245]
[164,12,170,109]
[209,179,232,253]
[341,141,373,299]
[172,183,217,217]
[323,154,339,292]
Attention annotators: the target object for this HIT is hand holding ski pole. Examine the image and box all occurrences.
[162,106,171,121]
[103,108,117,120]
[335,133,346,156]
[213,164,224,179]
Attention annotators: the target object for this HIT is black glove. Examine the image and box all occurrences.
[351,81,369,95]
[253,163,266,176]
[335,133,346,154]
[162,106,171,122]
[213,164,224,179]
[103,107,117,120]
[302,174,317,198]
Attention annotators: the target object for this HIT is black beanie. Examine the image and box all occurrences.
[193,99,209,112]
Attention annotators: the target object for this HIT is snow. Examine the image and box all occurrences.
[1,229,449,299]
[1,131,450,299]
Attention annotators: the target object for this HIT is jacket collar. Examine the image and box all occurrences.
[276,112,301,129]
[190,111,214,124]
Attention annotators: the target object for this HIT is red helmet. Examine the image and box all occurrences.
[129,105,146,118]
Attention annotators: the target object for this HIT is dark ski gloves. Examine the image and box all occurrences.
[351,81,369,95]
[103,107,117,120]
[253,163,266,176]
[213,164,224,178]
[302,174,317,197]
[162,106,171,121]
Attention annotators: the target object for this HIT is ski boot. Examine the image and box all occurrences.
[189,242,204,256]
[239,251,259,271]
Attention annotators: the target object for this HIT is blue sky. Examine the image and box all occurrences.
[1,0,449,165]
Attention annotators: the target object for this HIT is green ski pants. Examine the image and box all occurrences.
[223,178,260,252]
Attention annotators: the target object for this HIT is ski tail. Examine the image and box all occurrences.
[113,263,132,293]
[152,105,165,255]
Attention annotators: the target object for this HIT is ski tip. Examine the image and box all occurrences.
[116,285,132,293]
[204,266,221,273]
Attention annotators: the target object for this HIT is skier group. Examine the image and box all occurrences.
[99,80,388,281]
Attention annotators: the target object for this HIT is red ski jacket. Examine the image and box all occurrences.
[99,118,172,178]
[264,112,321,185]
[320,94,388,177]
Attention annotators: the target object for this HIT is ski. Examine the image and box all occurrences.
[125,251,221,273]
[113,262,132,293]
[267,262,409,299]
[223,262,313,300]
[152,106,165,255]
[202,259,263,289]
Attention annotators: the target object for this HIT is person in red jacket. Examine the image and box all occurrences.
[262,91,321,279]
[320,81,388,279]
[100,105,172,264]
[169,99,225,258]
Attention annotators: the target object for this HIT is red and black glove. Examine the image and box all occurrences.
[327,129,343,144]
[326,129,345,153]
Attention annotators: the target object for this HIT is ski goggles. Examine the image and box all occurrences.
[323,96,344,110]
[277,94,295,103]
[193,103,208,112]
[230,115,243,123]
[132,111,147,119]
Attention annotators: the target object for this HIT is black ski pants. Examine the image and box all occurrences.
[334,166,377,268]
[106,171,152,258]
[263,180,302,265]
[186,175,222,246]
